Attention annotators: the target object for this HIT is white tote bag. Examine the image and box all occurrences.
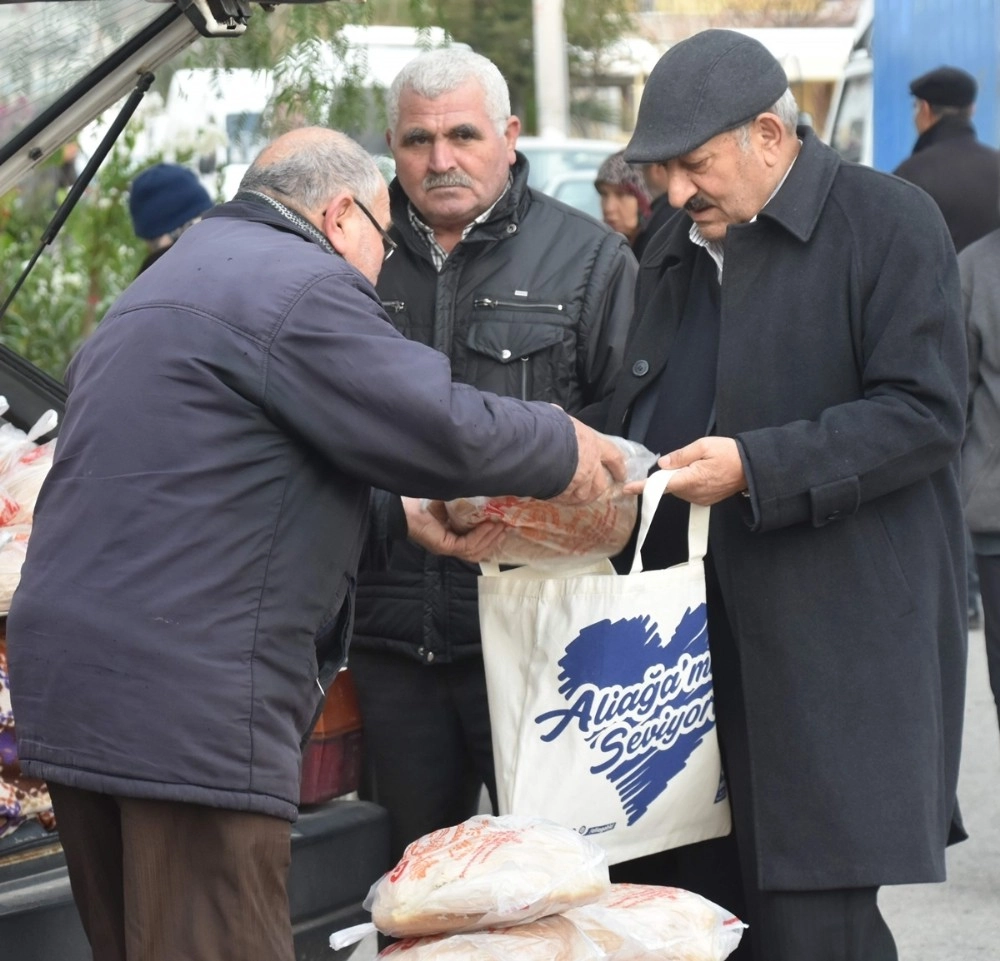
[478,470,731,865]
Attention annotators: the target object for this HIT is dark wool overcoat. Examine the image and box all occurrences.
[599,130,969,890]
[893,115,1000,253]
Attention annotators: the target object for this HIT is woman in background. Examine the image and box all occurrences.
[594,150,651,249]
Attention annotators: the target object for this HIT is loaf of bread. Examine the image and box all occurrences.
[376,915,602,960]
[443,435,657,568]
[565,883,746,960]
[445,487,637,567]
[367,814,610,938]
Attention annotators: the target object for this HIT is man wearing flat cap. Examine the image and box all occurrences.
[583,28,968,961]
[893,65,1000,254]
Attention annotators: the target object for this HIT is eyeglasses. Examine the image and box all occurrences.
[353,197,397,261]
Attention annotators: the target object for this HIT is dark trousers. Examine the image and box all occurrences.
[348,650,496,862]
[48,783,294,961]
[611,559,898,961]
[976,553,1000,730]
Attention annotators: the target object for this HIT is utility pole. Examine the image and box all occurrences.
[532,0,570,137]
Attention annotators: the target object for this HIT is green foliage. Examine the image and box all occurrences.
[0,130,149,380]
[183,1,383,138]
[423,1,535,125]
[418,0,635,134]
[192,0,634,137]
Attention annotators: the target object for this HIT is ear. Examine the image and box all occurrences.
[915,99,934,132]
[755,113,787,165]
[385,128,393,151]
[505,115,522,164]
[321,191,355,257]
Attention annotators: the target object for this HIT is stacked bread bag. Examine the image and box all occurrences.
[332,814,746,960]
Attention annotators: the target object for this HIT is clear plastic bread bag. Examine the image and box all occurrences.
[444,435,658,569]
[364,814,610,938]
[0,405,58,476]
[375,914,603,960]
[564,883,747,961]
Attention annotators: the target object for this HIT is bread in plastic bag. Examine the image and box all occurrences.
[376,914,603,960]
[564,883,747,961]
[0,440,55,525]
[0,405,57,474]
[366,814,611,938]
[0,406,59,609]
[444,435,658,568]
[0,527,31,613]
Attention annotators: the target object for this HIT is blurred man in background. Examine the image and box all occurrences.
[632,161,676,261]
[893,66,1000,255]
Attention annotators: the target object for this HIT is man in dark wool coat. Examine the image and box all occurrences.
[893,65,1000,255]
[585,29,969,961]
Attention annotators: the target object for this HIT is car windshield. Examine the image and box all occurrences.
[0,0,166,147]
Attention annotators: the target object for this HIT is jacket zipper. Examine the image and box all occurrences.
[474,297,565,313]
[382,300,405,313]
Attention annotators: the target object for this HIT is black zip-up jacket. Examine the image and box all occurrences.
[353,154,638,664]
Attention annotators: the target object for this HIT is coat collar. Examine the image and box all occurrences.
[203,192,337,254]
[750,126,840,244]
[911,114,978,153]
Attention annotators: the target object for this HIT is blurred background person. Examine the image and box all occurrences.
[893,66,1000,256]
[632,161,677,262]
[128,162,214,275]
[958,221,1000,737]
[893,65,1000,631]
[594,149,651,249]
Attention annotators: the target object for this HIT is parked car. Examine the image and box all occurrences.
[516,135,623,221]
[0,3,390,959]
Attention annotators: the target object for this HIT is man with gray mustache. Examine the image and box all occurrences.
[350,48,638,867]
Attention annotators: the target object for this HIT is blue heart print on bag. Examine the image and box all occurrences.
[533,606,713,825]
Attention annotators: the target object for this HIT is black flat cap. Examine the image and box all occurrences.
[910,66,977,107]
[625,29,788,163]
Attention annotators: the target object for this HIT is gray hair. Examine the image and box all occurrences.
[239,129,385,210]
[734,88,799,149]
[386,49,511,137]
[929,103,974,121]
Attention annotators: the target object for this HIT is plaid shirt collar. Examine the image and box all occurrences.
[407,175,513,272]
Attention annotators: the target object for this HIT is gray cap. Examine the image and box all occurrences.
[625,29,788,163]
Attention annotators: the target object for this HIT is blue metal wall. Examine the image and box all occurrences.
[872,0,999,170]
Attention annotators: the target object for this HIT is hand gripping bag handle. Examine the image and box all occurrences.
[629,469,710,574]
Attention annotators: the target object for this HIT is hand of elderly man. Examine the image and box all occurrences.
[403,496,507,561]
[552,416,628,505]
[624,436,747,505]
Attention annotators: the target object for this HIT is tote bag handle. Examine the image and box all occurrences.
[630,469,710,574]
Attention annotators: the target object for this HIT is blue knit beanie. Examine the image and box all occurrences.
[129,163,213,240]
